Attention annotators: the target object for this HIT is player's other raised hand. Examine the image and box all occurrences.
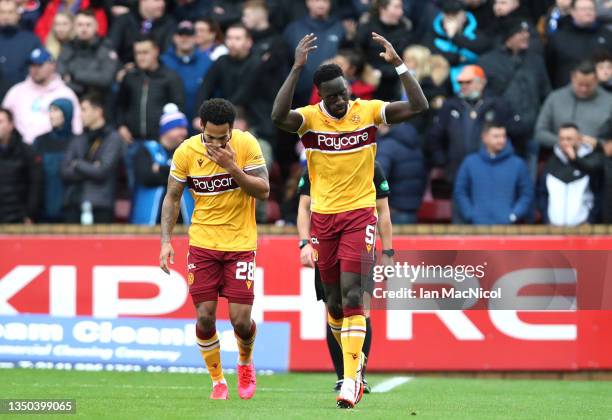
[371,32,402,66]
[294,33,317,68]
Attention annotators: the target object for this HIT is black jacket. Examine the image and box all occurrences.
[356,16,415,101]
[479,46,551,151]
[194,53,259,119]
[109,12,176,64]
[117,64,184,140]
[247,28,290,143]
[546,21,612,88]
[61,126,123,210]
[601,156,612,223]
[485,10,544,55]
[57,37,119,96]
[134,145,171,187]
[376,123,426,212]
[537,145,603,225]
[0,131,42,222]
[428,95,515,184]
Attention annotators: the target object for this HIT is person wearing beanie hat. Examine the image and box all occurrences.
[499,17,530,42]
[485,0,544,56]
[478,15,551,177]
[131,103,194,224]
[159,103,189,137]
[32,97,75,222]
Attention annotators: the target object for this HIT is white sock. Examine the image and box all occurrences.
[212,378,227,386]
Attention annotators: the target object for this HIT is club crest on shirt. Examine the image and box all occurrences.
[350,114,361,124]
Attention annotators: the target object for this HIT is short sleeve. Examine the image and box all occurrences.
[243,133,266,172]
[374,162,390,199]
[295,105,316,137]
[369,99,389,126]
[170,144,188,182]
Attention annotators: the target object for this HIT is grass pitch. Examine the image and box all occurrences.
[1,369,611,419]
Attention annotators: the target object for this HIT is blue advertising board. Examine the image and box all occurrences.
[0,315,290,372]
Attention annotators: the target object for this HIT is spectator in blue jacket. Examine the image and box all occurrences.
[376,123,427,224]
[131,103,193,225]
[454,121,533,224]
[283,0,345,106]
[32,98,74,222]
[0,0,42,100]
[161,20,213,133]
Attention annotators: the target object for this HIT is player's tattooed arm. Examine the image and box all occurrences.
[239,165,270,201]
[160,177,185,274]
[271,33,317,132]
[370,32,429,123]
[207,143,270,200]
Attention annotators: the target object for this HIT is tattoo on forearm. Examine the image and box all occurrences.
[245,165,269,182]
[161,178,184,243]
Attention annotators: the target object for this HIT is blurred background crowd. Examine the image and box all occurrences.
[0,0,610,226]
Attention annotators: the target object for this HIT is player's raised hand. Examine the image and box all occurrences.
[371,32,402,66]
[207,142,237,170]
[294,33,317,68]
[160,242,174,274]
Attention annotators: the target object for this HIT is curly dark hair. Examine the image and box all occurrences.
[313,63,344,88]
[199,98,236,127]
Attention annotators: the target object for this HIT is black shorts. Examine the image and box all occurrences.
[313,259,376,302]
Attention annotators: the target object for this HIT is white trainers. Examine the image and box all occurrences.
[336,352,366,409]
[336,378,357,409]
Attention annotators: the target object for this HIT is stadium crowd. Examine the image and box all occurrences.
[0,0,610,225]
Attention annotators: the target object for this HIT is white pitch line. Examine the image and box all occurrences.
[371,376,413,393]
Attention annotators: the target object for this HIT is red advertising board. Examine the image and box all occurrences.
[1,235,611,371]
